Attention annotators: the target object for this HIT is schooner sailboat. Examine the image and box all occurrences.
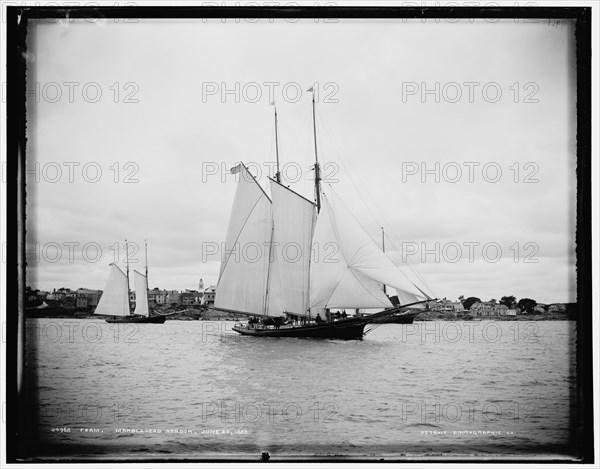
[212,92,431,339]
[94,240,167,324]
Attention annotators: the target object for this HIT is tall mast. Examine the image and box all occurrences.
[144,239,148,283]
[381,227,387,295]
[309,88,321,213]
[144,239,149,315]
[274,104,281,183]
[125,239,131,308]
[264,224,275,318]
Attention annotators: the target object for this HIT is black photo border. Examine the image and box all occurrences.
[4,5,593,464]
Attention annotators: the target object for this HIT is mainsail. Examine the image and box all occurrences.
[215,164,284,317]
[133,270,150,317]
[270,180,316,316]
[94,263,130,317]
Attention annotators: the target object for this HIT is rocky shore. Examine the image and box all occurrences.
[25,303,244,321]
[416,311,574,321]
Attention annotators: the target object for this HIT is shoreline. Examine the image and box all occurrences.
[25,309,575,322]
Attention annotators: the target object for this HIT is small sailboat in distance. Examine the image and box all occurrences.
[212,92,432,339]
[95,240,167,324]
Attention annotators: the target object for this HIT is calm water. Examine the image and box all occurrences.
[24,318,577,460]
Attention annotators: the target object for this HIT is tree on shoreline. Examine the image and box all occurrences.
[463,297,481,311]
[517,298,537,314]
[500,296,516,308]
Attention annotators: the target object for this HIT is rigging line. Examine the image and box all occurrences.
[280,106,312,188]
[264,220,275,317]
[315,108,435,297]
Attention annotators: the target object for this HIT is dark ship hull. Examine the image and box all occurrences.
[232,317,368,340]
[228,303,429,340]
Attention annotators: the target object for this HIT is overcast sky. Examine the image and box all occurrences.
[25,16,578,303]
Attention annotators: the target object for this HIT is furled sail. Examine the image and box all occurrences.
[215,164,284,317]
[133,270,150,317]
[270,180,316,316]
[94,263,130,316]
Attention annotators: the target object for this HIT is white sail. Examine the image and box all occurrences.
[133,270,150,317]
[326,190,425,305]
[326,269,391,309]
[215,164,284,317]
[265,230,285,317]
[270,181,316,315]
[309,193,394,314]
[94,263,130,316]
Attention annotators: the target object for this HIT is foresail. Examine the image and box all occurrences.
[270,181,316,315]
[309,194,393,314]
[94,263,130,316]
[326,269,391,309]
[133,270,150,317]
[327,190,425,305]
[215,164,283,317]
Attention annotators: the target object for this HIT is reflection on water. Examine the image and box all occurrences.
[24,319,577,459]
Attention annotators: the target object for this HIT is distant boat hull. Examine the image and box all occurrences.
[105,315,167,324]
[26,299,48,310]
[232,317,368,340]
[370,310,422,324]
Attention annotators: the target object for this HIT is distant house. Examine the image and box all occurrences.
[470,302,495,316]
[202,286,216,306]
[505,309,517,316]
[76,289,103,308]
[148,289,168,304]
[184,290,203,304]
[548,304,566,313]
[430,299,462,313]
[180,292,196,305]
[471,302,512,316]
[166,290,181,304]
